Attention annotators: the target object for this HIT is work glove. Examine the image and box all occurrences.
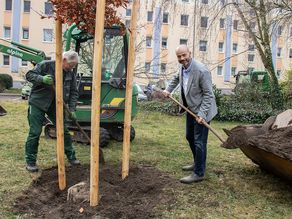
[42,75,53,85]
[69,111,77,120]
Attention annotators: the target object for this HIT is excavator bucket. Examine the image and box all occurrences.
[221,110,292,182]
[0,105,7,116]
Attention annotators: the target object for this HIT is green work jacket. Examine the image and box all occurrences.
[26,60,78,112]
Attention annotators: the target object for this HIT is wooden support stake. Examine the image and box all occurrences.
[122,0,140,180]
[55,19,66,190]
[90,0,106,207]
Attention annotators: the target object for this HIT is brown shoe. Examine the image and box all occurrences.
[182,163,195,171]
[180,173,204,184]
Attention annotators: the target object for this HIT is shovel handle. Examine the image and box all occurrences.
[52,85,105,164]
[168,95,225,143]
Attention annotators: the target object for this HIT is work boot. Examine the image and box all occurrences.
[182,163,195,171]
[180,173,204,184]
[69,159,81,166]
[26,163,39,172]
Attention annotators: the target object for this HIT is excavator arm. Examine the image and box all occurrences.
[0,37,46,65]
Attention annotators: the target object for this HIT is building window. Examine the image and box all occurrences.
[217,66,223,76]
[126,8,131,17]
[248,44,255,51]
[44,2,53,15]
[43,29,53,42]
[199,40,207,52]
[180,39,188,45]
[232,43,238,53]
[231,67,237,76]
[24,0,31,13]
[290,27,292,37]
[181,15,189,26]
[276,70,281,78]
[201,0,208,4]
[289,48,292,58]
[146,36,152,48]
[22,28,29,39]
[22,60,28,66]
[277,47,282,57]
[218,42,224,52]
[248,54,255,62]
[278,26,283,36]
[3,55,10,66]
[147,11,153,22]
[145,62,151,72]
[250,22,256,31]
[233,20,239,30]
[162,13,169,23]
[161,63,166,73]
[200,16,208,28]
[220,0,225,5]
[182,0,190,2]
[125,20,130,28]
[219,18,225,29]
[161,37,168,49]
[5,0,12,10]
[4,27,11,39]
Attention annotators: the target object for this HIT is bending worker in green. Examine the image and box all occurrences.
[24,51,80,172]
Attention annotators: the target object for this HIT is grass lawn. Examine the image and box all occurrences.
[0,101,291,218]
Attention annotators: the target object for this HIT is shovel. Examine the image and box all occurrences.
[168,95,225,143]
[52,85,105,164]
[154,87,225,143]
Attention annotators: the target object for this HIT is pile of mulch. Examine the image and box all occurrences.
[13,164,179,219]
[222,125,292,161]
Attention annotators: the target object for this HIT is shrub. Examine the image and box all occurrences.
[215,95,279,124]
[0,80,5,92]
[0,74,13,90]
[139,99,180,116]
[213,84,223,107]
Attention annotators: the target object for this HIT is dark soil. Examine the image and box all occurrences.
[222,125,292,161]
[13,164,179,219]
[250,126,292,160]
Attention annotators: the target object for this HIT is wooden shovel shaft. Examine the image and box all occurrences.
[52,85,105,164]
[62,103,105,164]
[168,95,225,143]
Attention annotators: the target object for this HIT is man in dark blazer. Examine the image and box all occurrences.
[163,45,217,183]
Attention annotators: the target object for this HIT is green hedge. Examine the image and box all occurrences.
[139,100,180,115]
[139,83,287,124]
[214,97,279,124]
[0,74,13,90]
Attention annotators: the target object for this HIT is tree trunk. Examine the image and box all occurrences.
[288,70,292,102]
[262,48,283,109]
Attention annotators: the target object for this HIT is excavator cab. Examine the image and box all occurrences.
[44,25,138,147]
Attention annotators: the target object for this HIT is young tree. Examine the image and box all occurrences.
[49,0,128,34]
[230,0,284,109]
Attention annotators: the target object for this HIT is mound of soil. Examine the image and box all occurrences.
[250,126,292,160]
[222,125,292,161]
[13,164,178,219]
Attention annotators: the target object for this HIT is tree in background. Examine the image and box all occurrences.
[49,0,128,34]
[229,0,285,109]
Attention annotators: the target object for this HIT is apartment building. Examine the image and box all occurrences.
[1,0,291,89]
[123,0,292,89]
[0,0,55,80]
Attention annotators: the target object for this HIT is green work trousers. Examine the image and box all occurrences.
[25,102,76,164]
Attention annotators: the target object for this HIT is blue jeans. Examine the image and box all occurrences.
[186,112,209,177]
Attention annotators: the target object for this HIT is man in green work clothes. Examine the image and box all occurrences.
[24,51,80,172]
